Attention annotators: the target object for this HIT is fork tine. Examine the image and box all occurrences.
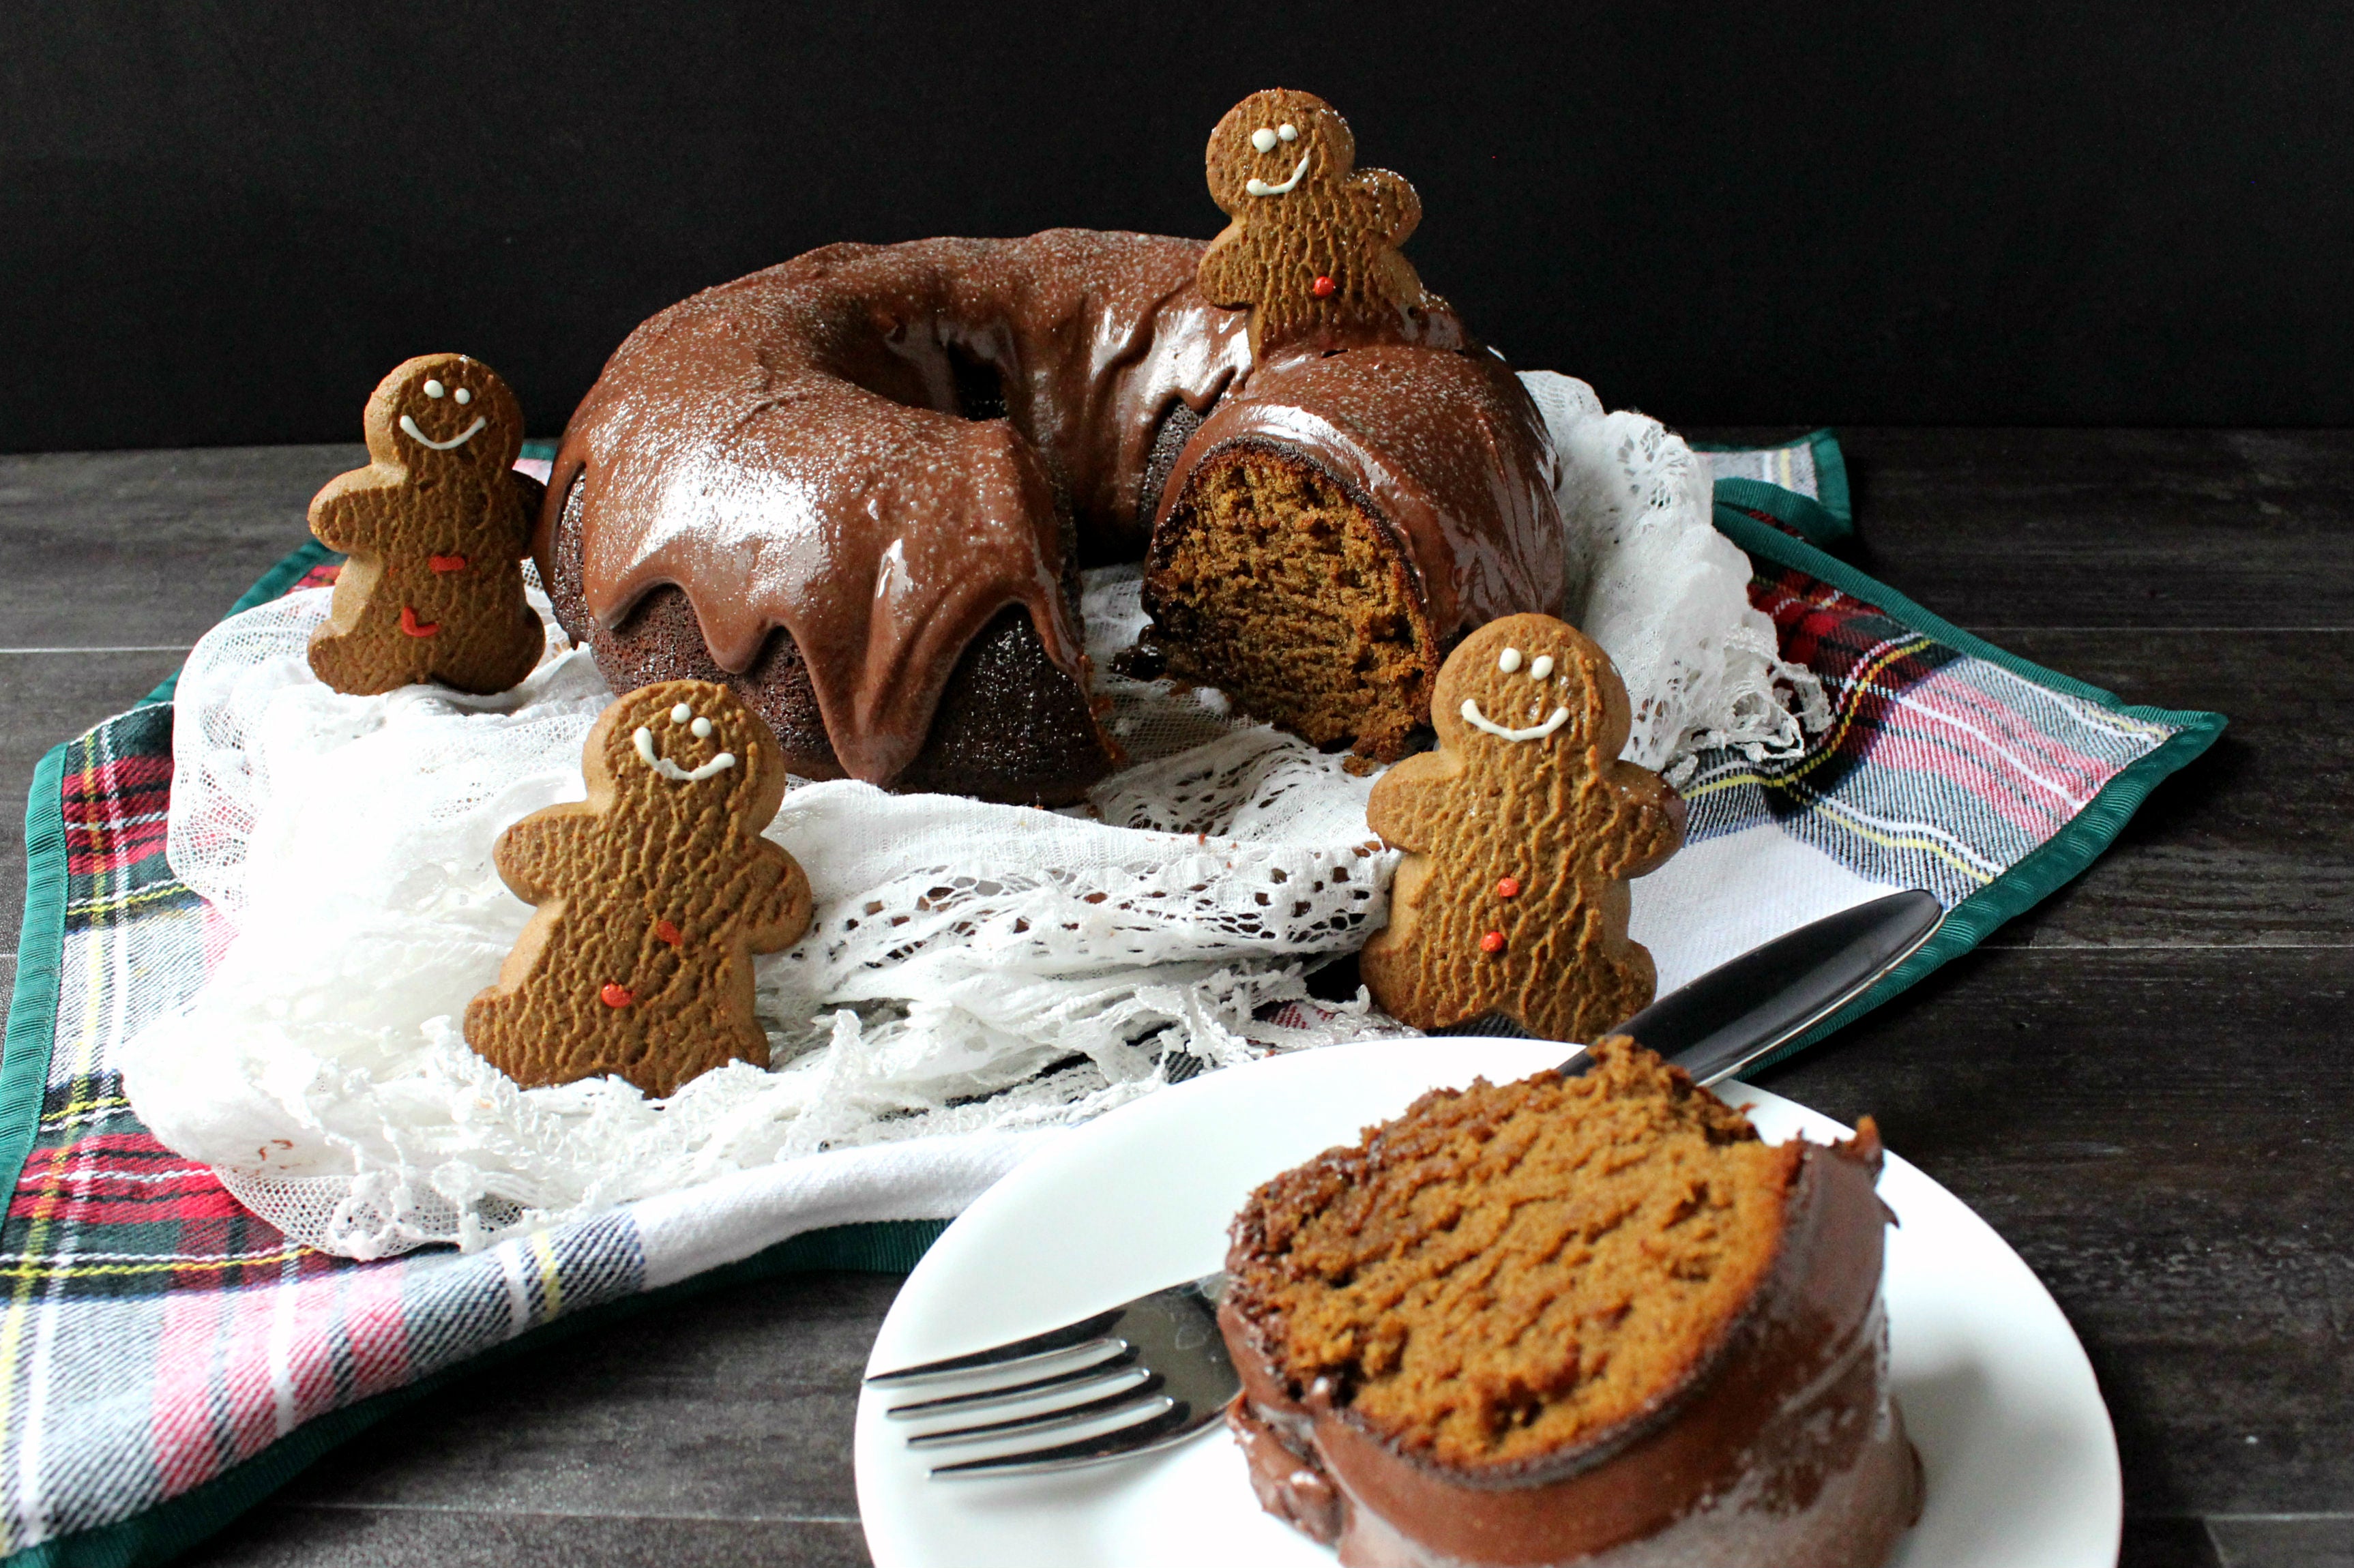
[904,1373,1168,1448]
[885,1346,1141,1418]
[871,1335,1126,1394]
[883,1277,1236,1479]
[927,1402,1213,1478]
[866,1306,1125,1384]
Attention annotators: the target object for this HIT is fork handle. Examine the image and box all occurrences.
[1587,890,1943,1086]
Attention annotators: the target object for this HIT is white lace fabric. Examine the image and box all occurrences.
[123,376,1823,1258]
[1519,373,1830,782]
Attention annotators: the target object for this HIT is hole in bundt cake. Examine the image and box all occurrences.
[1085,396,1210,568]
[1136,400,1205,528]
[946,342,1008,423]
[1145,442,1436,760]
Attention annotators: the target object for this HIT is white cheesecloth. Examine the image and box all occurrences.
[121,374,1825,1257]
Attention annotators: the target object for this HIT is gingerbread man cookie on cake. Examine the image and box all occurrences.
[465,680,813,1098]
[1359,615,1685,1043]
[1198,87,1448,356]
[307,353,545,696]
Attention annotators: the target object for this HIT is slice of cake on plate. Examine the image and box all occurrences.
[1219,1037,1922,1567]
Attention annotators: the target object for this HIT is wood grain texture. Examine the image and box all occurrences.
[0,432,2347,1566]
[1759,946,2354,1517]
[0,445,352,648]
[2121,1517,2228,1568]
[2205,1514,2354,1567]
[1769,427,2354,632]
[1978,630,2353,949]
[177,1509,871,1568]
[272,1269,896,1522]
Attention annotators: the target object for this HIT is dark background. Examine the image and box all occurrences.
[5,1,2351,452]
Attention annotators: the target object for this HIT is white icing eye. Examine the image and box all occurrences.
[454,386,473,405]
[1278,123,1299,143]
[1530,655,1555,681]
[423,379,445,398]
[690,716,713,739]
[1498,647,1522,673]
[670,702,692,723]
[1251,127,1279,153]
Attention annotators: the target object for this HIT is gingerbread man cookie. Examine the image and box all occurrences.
[1359,615,1684,1043]
[307,353,544,696]
[464,680,814,1097]
[1198,87,1443,357]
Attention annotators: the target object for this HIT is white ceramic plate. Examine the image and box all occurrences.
[855,1039,2121,1567]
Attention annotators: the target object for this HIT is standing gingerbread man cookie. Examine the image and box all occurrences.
[1359,615,1685,1043]
[465,680,814,1097]
[307,353,545,696]
[1198,87,1445,357]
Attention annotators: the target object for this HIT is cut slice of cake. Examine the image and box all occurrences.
[1141,342,1568,763]
[1218,1038,1922,1567]
[1146,440,1438,758]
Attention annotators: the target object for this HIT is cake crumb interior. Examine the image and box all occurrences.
[1228,1041,1799,1468]
[1151,447,1432,759]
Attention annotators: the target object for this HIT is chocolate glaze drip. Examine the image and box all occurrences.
[542,231,1250,788]
[1220,1130,1924,1567]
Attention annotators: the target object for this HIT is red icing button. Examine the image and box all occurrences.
[428,553,468,574]
[1497,876,1522,899]
[1479,930,1506,955]
[600,982,635,1008]
[398,605,439,638]
[1311,274,1337,298]
[654,919,683,947]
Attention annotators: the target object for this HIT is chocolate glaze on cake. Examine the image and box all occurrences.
[540,231,1246,803]
[540,228,1568,804]
[1220,1049,1922,1567]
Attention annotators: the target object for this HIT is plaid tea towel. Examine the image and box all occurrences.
[0,434,2222,1566]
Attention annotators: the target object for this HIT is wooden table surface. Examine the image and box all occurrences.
[2,431,2347,1568]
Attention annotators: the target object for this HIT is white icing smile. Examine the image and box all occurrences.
[1247,153,1310,197]
[633,723,736,783]
[399,413,488,451]
[1461,698,1572,743]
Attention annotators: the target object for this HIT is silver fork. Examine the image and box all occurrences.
[868,1275,1235,1477]
[865,889,1943,1479]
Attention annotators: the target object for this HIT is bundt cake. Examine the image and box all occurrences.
[1220,1039,1922,1567]
[535,92,1571,806]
